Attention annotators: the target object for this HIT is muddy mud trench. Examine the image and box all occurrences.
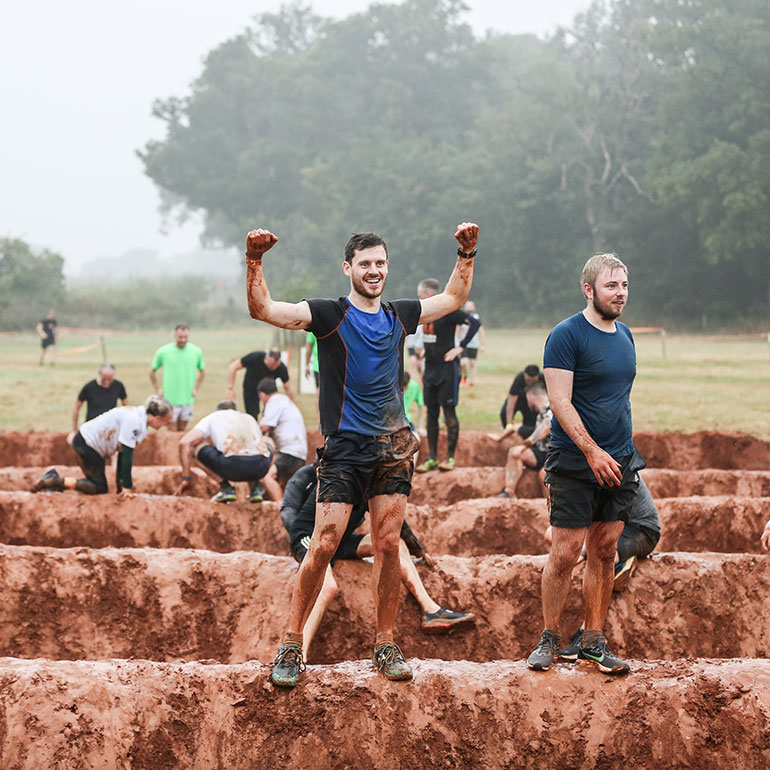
[0,429,769,768]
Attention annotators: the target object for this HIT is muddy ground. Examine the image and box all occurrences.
[0,429,769,768]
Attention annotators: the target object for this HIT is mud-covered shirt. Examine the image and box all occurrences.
[79,406,148,458]
[305,297,421,436]
[193,410,268,457]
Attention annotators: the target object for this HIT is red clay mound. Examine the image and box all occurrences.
[643,468,770,498]
[1,657,769,770]
[634,431,770,470]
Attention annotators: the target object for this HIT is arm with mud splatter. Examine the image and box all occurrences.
[419,222,478,324]
[175,428,204,495]
[245,229,312,330]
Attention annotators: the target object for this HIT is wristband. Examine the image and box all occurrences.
[457,247,477,259]
[182,474,193,481]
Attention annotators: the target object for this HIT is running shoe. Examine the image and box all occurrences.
[559,628,583,660]
[578,636,630,675]
[497,491,511,498]
[373,642,413,681]
[437,457,455,472]
[416,458,439,473]
[527,630,560,671]
[421,607,476,634]
[33,468,64,492]
[271,643,306,688]
[210,481,237,503]
[249,481,264,504]
[613,555,637,592]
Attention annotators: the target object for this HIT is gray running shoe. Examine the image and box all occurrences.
[373,642,413,681]
[271,643,306,688]
[211,481,237,503]
[421,608,476,634]
[559,628,583,660]
[527,630,560,671]
[578,636,630,675]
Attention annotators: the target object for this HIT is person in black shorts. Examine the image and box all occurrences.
[226,348,294,420]
[414,278,480,473]
[242,221,478,687]
[36,309,57,365]
[70,364,128,440]
[281,465,475,660]
[527,253,644,676]
[498,381,551,499]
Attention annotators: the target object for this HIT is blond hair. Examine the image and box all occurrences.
[581,253,628,295]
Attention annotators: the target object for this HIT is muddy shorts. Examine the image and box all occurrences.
[545,448,646,529]
[197,445,272,482]
[423,363,459,408]
[72,431,108,494]
[274,452,306,486]
[316,427,420,504]
[528,445,547,471]
[617,522,660,562]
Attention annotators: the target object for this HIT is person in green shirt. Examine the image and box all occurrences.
[403,372,424,433]
[149,324,206,431]
[303,331,319,387]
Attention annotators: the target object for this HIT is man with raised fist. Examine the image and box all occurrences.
[243,222,478,688]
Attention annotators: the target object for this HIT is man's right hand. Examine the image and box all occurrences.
[585,446,623,486]
[246,229,278,258]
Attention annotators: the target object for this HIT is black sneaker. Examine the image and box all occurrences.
[421,607,475,634]
[559,628,583,660]
[527,630,560,671]
[400,520,426,559]
[373,642,413,681]
[271,643,305,688]
[211,481,237,503]
[578,636,630,675]
[33,468,64,492]
[249,481,264,503]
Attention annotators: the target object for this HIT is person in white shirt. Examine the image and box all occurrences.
[257,377,308,491]
[33,395,173,495]
[176,400,281,503]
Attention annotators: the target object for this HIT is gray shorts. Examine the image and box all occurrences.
[172,404,194,423]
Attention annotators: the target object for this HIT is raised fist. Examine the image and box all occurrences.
[454,222,479,254]
[246,229,278,259]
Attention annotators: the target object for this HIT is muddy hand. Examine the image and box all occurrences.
[246,229,278,259]
[454,222,479,253]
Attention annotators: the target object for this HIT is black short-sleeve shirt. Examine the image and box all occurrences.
[240,351,290,405]
[77,379,128,422]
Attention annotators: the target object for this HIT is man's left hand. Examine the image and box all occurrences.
[444,346,464,362]
[454,222,479,254]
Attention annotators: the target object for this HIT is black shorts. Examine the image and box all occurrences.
[461,348,478,360]
[41,337,55,349]
[529,445,547,471]
[72,431,108,493]
[197,445,272,482]
[274,453,306,486]
[316,427,420,504]
[617,522,660,562]
[292,531,366,565]
[423,362,459,407]
[313,371,320,388]
[545,448,646,529]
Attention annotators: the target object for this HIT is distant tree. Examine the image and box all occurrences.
[0,238,65,331]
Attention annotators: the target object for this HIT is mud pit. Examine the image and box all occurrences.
[0,429,769,768]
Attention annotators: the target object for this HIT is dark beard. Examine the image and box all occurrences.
[593,294,623,321]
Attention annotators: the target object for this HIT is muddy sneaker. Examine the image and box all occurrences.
[211,481,237,503]
[437,457,455,472]
[421,608,476,634]
[497,490,511,498]
[249,481,264,503]
[271,643,306,688]
[33,468,64,492]
[559,628,583,661]
[527,630,560,671]
[416,458,439,473]
[613,555,637,592]
[373,642,413,681]
[578,637,630,675]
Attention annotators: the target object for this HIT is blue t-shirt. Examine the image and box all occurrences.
[306,297,422,436]
[543,312,636,458]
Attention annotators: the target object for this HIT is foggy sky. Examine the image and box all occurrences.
[0,0,590,273]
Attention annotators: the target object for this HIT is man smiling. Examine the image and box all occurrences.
[527,253,645,676]
[243,222,478,687]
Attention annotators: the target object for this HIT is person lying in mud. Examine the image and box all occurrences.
[33,395,173,495]
[281,464,475,661]
[544,476,661,658]
[175,401,282,504]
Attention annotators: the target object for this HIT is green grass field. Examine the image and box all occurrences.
[1,326,768,439]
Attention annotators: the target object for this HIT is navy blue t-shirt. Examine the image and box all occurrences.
[543,312,636,458]
[306,297,422,436]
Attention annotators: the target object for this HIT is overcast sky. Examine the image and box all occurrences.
[0,0,589,273]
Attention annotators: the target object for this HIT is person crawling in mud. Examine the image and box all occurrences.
[33,395,173,495]
[175,401,281,504]
[281,464,475,660]
[528,253,644,676]
[544,476,661,658]
[243,221,478,687]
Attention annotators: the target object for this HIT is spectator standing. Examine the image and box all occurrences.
[71,364,128,438]
[459,300,484,387]
[36,309,57,365]
[226,347,294,421]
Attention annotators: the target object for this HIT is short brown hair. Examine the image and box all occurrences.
[344,233,388,264]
